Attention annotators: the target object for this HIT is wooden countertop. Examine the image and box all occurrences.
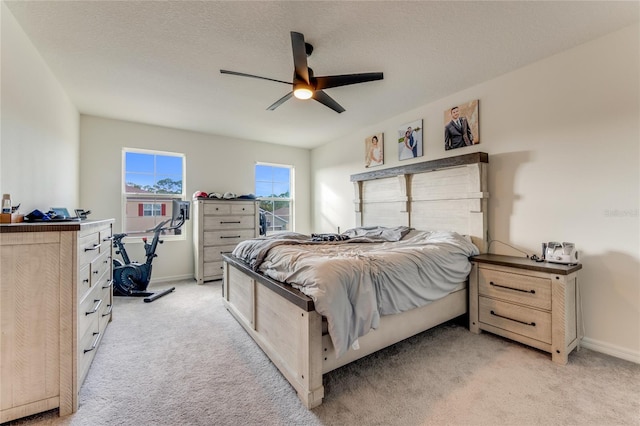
[0,219,113,233]
[470,253,582,275]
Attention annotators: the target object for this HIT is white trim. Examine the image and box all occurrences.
[580,337,640,364]
[149,274,195,285]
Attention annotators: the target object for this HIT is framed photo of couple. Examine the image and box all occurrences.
[397,119,423,161]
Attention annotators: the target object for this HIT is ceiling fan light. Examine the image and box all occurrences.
[293,86,313,100]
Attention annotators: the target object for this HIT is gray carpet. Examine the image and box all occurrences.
[5,279,639,426]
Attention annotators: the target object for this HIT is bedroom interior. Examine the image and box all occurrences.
[1,1,639,425]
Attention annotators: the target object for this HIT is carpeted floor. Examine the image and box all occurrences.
[4,279,639,426]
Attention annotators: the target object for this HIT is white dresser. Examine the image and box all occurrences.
[0,219,113,423]
[193,199,259,283]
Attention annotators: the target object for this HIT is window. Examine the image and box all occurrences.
[123,149,185,237]
[255,163,293,234]
[141,203,163,217]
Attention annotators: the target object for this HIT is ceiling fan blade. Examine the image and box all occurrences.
[267,92,294,111]
[315,72,383,90]
[220,69,292,86]
[313,90,345,113]
[290,32,310,83]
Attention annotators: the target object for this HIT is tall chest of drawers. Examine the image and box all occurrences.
[193,199,259,283]
[0,219,113,423]
[469,254,582,364]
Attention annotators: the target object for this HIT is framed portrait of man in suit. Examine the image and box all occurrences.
[444,99,479,151]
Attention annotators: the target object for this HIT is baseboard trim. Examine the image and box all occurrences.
[581,337,640,364]
[149,274,195,285]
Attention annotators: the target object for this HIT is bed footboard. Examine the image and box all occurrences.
[222,260,325,408]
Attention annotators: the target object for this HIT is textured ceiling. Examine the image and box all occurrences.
[5,1,639,149]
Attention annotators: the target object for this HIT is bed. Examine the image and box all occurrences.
[222,152,488,408]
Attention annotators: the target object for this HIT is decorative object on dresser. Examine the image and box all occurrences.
[469,253,582,364]
[222,152,489,408]
[193,198,259,283]
[0,219,114,423]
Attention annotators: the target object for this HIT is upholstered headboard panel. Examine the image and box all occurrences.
[351,152,489,253]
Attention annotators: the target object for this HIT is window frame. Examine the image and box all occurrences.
[122,148,186,240]
[255,162,294,235]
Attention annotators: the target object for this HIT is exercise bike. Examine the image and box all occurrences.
[112,200,190,303]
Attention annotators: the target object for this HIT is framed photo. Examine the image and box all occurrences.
[398,119,423,161]
[444,99,479,151]
[365,133,384,168]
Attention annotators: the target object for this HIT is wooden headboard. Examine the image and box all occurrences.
[350,152,489,253]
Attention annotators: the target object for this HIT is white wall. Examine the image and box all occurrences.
[80,115,311,282]
[0,2,79,212]
[312,24,640,362]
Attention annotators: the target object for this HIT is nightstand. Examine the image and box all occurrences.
[469,254,582,364]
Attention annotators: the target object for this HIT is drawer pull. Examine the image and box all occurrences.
[85,299,102,315]
[84,332,101,353]
[83,278,90,284]
[220,221,241,224]
[84,243,101,252]
[102,280,113,290]
[490,281,535,294]
[220,235,241,239]
[93,269,100,275]
[102,304,113,317]
[490,310,536,327]
[221,251,232,255]
[102,236,113,242]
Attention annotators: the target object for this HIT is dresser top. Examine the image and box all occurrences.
[0,219,113,233]
[471,253,582,275]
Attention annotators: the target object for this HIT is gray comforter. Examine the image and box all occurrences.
[231,227,479,358]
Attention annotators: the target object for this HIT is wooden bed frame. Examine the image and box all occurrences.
[222,152,489,408]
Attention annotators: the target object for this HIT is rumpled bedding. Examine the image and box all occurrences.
[231,226,479,358]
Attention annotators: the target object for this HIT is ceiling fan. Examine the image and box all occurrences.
[220,31,383,113]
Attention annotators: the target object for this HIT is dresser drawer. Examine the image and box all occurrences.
[203,215,256,231]
[99,227,113,255]
[78,285,104,339]
[478,267,551,310]
[203,202,256,215]
[78,323,101,387]
[203,203,232,215]
[78,232,101,266]
[204,261,224,278]
[91,251,111,285]
[230,203,255,215]
[78,265,91,299]
[204,245,237,262]
[99,281,113,332]
[479,296,551,344]
[203,229,256,246]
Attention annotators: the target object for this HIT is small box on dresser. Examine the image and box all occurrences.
[469,254,582,364]
[193,198,259,283]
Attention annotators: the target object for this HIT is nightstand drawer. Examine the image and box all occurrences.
[479,296,551,344]
[479,267,551,310]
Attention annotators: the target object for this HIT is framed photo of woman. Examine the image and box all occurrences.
[398,119,423,160]
[365,133,384,168]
